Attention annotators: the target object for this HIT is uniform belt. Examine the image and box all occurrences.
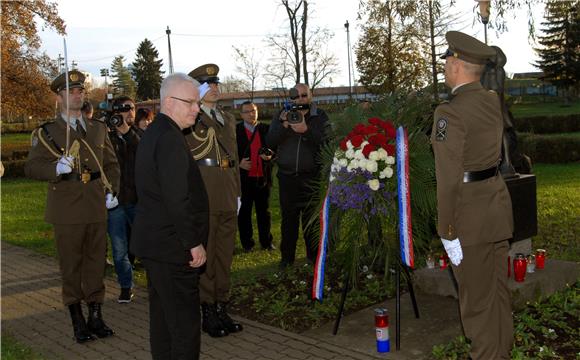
[60,171,101,183]
[463,166,498,183]
[197,158,236,168]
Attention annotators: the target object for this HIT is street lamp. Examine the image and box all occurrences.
[344,20,352,100]
[477,0,491,44]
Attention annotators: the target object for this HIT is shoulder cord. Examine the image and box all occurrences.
[35,128,113,192]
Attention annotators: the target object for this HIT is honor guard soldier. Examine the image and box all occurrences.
[185,64,243,337]
[432,31,514,360]
[25,70,120,343]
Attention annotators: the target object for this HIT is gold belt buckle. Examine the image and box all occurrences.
[81,170,91,184]
[220,159,229,168]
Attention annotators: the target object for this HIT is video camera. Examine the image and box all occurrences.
[283,88,310,124]
[98,102,133,128]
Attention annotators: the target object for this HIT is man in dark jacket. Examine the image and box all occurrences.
[266,83,329,268]
[107,95,140,303]
[131,73,209,360]
[236,101,274,252]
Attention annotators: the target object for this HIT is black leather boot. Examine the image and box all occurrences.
[216,302,243,333]
[87,302,115,338]
[201,302,228,337]
[68,303,95,343]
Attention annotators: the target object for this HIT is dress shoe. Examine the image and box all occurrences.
[201,303,228,337]
[216,302,243,333]
[68,303,95,343]
[261,244,276,251]
[118,288,134,304]
[87,302,115,338]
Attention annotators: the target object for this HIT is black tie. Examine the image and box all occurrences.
[210,109,222,126]
[76,119,86,138]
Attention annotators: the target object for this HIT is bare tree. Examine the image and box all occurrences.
[281,0,303,83]
[220,75,249,94]
[232,46,261,100]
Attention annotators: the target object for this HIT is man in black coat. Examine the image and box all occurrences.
[236,101,274,252]
[131,73,209,360]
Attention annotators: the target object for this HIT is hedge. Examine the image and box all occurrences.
[512,114,580,134]
[518,132,580,164]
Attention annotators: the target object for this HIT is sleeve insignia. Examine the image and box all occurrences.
[435,118,448,141]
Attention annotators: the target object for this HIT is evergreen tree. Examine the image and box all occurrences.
[534,0,580,97]
[110,55,136,99]
[131,39,164,101]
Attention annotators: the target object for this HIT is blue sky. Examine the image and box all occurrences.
[38,0,545,89]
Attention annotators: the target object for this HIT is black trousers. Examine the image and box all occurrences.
[142,259,201,360]
[278,173,319,264]
[237,176,273,250]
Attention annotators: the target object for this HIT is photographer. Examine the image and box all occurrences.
[106,95,140,303]
[236,101,275,252]
[266,83,330,269]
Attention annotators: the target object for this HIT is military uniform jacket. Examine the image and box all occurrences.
[184,107,241,212]
[25,116,120,225]
[431,82,513,246]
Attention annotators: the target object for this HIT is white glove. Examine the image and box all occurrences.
[441,238,463,266]
[237,197,242,215]
[105,193,119,209]
[56,156,74,175]
[198,82,210,99]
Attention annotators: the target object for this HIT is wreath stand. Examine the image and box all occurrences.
[332,256,420,351]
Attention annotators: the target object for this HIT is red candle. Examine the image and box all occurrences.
[536,249,546,269]
[439,254,448,270]
[513,253,526,282]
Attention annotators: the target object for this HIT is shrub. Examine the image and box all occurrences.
[512,114,580,134]
[518,133,580,164]
[3,160,26,178]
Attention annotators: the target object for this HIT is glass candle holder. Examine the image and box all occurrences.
[513,253,526,282]
[536,249,546,269]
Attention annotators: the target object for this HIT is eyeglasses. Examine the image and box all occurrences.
[171,96,199,107]
[290,94,309,100]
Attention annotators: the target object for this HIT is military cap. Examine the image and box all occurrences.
[440,31,496,64]
[50,70,86,94]
[188,64,220,83]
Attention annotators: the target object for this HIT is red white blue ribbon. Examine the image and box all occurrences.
[396,126,414,268]
[313,187,331,301]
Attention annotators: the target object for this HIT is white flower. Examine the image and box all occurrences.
[354,149,365,160]
[368,179,380,191]
[384,167,394,178]
[360,140,369,148]
[339,158,348,167]
[333,157,340,165]
[366,160,378,173]
[357,158,367,169]
[330,164,338,173]
[379,170,387,179]
[362,265,369,273]
[386,156,395,165]
[346,140,353,150]
[345,149,355,159]
[329,174,335,182]
[366,273,374,279]
[377,148,388,160]
[369,151,380,161]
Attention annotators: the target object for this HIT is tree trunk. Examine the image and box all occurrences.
[301,1,309,85]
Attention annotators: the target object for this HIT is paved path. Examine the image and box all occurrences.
[2,242,386,360]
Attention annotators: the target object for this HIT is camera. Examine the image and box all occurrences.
[98,102,133,128]
[282,88,310,124]
[258,147,274,157]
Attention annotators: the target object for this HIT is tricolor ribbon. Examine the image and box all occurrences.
[313,187,331,301]
[396,126,414,268]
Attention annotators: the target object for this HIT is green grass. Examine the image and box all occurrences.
[511,101,580,118]
[1,331,44,360]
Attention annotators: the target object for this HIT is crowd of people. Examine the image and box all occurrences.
[25,30,514,360]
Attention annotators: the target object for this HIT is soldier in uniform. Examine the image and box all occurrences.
[185,64,243,337]
[432,31,514,359]
[25,70,120,343]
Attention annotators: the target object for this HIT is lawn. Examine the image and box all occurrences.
[511,100,580,118]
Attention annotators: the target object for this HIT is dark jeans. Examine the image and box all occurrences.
[142,259,201,360]
[278,173,319,264]
[237,176,273,250]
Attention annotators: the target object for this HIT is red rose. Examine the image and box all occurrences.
[362,144,375,158]
[364,125,379,135]
[382,121,396,140]
[385,144,395,155]
[350,134,364,148]
[353,123,367,135]
[339,138,348,151]
[368,133,387,146]
[368,117,382,126]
